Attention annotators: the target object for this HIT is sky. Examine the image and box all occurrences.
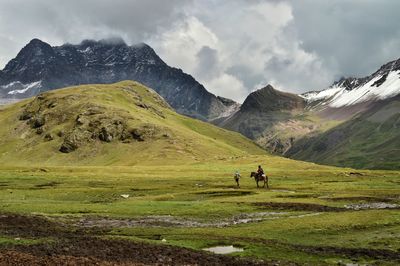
[0,0,399,102]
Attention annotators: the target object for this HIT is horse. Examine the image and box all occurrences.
[250,172,269,188]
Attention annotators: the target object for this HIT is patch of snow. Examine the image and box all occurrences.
[302,70,400,108]
[2,81,20,89]
[301,86,343,103]
[78,47,92,54]
[330,71,400,107]
[6,81,42,95]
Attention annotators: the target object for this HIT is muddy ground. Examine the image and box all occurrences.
[0,214,284,266]
[1,213,399,265]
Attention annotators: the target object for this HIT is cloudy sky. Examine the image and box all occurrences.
[0,0,399,102]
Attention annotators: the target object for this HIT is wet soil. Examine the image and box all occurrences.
[292,244,400,261]
[195,190,255,197]
[0,214,273,266]
[253,202,346,212]
[326,196,398,203]
[0,251,145,266]
[233,236,400,262]
[74,212,290,229]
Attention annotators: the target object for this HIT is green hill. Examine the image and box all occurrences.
[0,81,265,166]
[287,96,400,170]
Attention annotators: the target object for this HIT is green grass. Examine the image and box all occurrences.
[290,102,400,170]
[1,159,399,265]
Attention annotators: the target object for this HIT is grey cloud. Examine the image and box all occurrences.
[0,0,190,66]
[0,0,399,100]
[195,46,219,79]
[290,0,400,79]
[265,57,293,73]
[226,65,266,90]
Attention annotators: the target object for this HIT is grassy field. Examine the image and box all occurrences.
[1,156,399,265]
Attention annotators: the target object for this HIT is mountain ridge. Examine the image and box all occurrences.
[216,58,400,169]
[0,38,237,121]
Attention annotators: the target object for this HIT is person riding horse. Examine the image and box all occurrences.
[250,165,269,188]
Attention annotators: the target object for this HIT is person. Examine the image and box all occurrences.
[257,165,265,177]
[234,170,241,187]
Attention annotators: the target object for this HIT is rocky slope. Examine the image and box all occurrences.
[0,81,264,166]
[217,85,308,154]
[0,38,236,120]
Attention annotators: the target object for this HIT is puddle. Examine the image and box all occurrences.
[203,245,244,254]
[344,202,399,210]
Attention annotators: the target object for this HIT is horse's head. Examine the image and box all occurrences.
[250,172,256,178]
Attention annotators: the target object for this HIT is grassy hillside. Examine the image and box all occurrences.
[0,81,265,166]
[287,97,400,170]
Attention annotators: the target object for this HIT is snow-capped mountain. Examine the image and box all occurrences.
[302,58,400,109]
[216,58,400,169]
[0,38,236,120]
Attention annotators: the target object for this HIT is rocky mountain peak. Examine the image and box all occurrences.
[303,57,400,109]
[331,77,362,91]
[0,38,233,121]
[241,84,305,112]
[2,39,57,84]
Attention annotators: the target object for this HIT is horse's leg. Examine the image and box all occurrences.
[256,180,259,188]
[266,176,269,188]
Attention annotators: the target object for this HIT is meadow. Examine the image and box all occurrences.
[1,155,399,265]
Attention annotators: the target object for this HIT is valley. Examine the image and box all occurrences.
[0,81,399,265]
[1,2,399,265]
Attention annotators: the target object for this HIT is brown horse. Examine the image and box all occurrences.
[250,172,269,188]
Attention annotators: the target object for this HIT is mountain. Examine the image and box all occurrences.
[216,58,400,169]
[302,58,400,112]
[287,95,400,169]
[0,38,236,121]
[216,85,308,154]
[0,81,265,166]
